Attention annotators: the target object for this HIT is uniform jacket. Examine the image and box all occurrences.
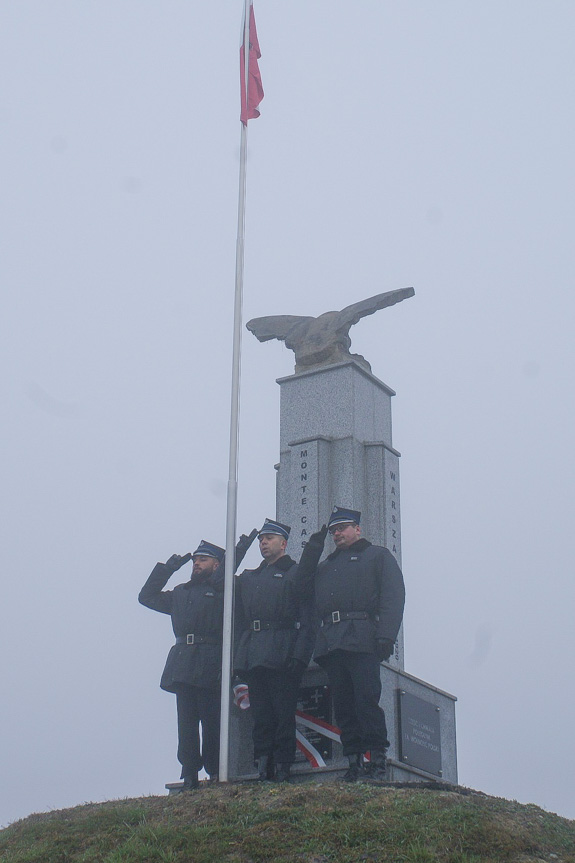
[234,554,316,673]
[313,538,405,660]
[139,563,224,692]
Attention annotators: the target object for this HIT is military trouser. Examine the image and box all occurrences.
[245,666,303,764]
[318,650,389,756]
[175,684,220,778]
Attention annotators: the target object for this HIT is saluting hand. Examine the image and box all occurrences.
[235,528,259,569]
[309,524,328,546]
[236,528,259,554]
[164,553,192,573]
[298,524,328,577]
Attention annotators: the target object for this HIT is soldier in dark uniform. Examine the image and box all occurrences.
[139,534,256,790]
[307,507,405,783]
[234,518,320,783]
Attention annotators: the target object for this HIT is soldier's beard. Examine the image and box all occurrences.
[191,565,213,582]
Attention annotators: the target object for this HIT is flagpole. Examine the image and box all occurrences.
[219,0,251,784]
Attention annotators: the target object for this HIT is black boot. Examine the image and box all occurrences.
[342,753,365,782]
[256,754,275,781]
[365,749,387,783]
[275,763,291,783]
[180,773,199,791]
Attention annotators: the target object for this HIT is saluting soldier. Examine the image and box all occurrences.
[139,532,256,791]
[234,518,321,783]
[306,507,405,783]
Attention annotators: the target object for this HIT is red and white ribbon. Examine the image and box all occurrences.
[233,694,368,766]
[295,710,342,767]
[295,710,371,765]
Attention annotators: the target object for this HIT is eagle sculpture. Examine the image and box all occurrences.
[246,287,415,374]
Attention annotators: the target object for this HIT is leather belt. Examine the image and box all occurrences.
[175,634,219,645]
[250,620,299,632]
[321,611,379,626]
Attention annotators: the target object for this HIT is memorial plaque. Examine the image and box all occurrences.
[295,684,333,763]
[398,690,442,776]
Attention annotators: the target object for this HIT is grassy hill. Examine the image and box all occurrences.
[1,782,574,863]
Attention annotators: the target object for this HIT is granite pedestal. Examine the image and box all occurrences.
[223,361,457,784]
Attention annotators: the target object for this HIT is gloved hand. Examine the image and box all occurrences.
[235,528,259,568]
[165,553,192,573]
[298,525,327,578]
[376,638,395,662]
[309,524,328,546]
[285,657,307,676]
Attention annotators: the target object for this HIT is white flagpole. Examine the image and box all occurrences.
[219,0,251,783]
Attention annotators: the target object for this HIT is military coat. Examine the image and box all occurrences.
[234,554,315,673]
[313,538,405,661]
[139,563,224,692]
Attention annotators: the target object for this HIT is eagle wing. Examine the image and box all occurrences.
[246,315,312,343]
[336,287,415,330]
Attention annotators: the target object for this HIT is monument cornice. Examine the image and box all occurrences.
[364,440,402,458]
[283,436,402,458]
[276,360,396,397]
[287,435,333,447]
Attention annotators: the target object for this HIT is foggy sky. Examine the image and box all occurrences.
[1,0,574,827]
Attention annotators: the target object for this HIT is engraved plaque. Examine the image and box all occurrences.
[398,690,442,776]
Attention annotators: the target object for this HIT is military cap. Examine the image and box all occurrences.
[258,518,291,541]
[327,506,361,528]
[192,540,225,561]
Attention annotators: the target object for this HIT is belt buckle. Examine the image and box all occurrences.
[186,634,195,645]
[332,611,341,624]
[253,620,261,632]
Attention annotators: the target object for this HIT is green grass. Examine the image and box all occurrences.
[1,783,574,863]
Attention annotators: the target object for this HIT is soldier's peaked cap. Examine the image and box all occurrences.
[192,540,225,561]
[328,506,361,527]
[258,518,291,540]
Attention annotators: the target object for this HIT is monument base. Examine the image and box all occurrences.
[225,664,457,785]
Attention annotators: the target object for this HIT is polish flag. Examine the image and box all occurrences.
[240,2,264,123]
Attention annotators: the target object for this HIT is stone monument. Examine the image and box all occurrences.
[228,288,457,784]
[246,287,415,374]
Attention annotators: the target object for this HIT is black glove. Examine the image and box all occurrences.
[376,638,395,662]
[309,524,328,546]
[235,528,259,568]
[285,657,307,676]
[298,525,327,578]
[165,553,192,573]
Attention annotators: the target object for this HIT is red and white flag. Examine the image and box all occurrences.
[240,2,264,123]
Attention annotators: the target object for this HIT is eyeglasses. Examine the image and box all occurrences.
[328,522,356,534]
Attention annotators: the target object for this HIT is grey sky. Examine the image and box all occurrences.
[1,0,574,826]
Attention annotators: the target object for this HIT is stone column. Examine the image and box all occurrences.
[275,360,404,669]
